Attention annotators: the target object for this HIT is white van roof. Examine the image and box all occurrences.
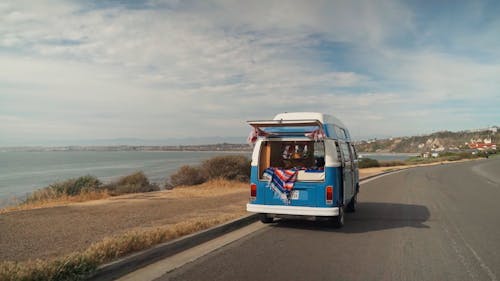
[273,112,346,128]
[248,112,350,141]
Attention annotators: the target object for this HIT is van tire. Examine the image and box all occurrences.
[331,207,344,228]
[346,195,356,213]
[259,214,274,224]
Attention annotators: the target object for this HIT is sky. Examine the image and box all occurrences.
[1,0,500,146]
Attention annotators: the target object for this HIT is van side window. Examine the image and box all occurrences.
[341,128,348,140]
[335,141,342,162]
[349,144,357,159]
[334,126,344,140]
[334,126,349,140]
[340,143,351,161]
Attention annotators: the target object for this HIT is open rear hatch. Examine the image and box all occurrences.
[247,119,325,138]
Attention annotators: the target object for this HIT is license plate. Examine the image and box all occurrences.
[291,190,300,200]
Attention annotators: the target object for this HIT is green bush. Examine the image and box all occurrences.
[378,160,406,167]
[51,175,102,196]
[106,171,159,195]
[358,158,380,168]
[25,175,102,203]
[170,165,207,187]
[201,155,250,181]
[169,155,251,187]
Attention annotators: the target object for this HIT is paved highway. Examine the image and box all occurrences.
[158,158,500,281]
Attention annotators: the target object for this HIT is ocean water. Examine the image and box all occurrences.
[0,150,415,206]
[0,151,249,206]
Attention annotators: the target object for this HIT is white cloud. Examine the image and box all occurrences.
[0,0,499,144]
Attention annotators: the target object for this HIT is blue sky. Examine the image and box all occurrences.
[1,0,499,145]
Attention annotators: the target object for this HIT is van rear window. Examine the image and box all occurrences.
[259,140,325,181]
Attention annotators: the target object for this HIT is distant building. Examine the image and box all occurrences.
[434,146,445,152]
[468,139,497,150]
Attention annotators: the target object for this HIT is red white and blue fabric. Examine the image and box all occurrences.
[263,167,298,204]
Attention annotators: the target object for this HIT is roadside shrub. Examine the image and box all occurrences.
[24,188,59,204]
[406,156,426,163]
[358,158,380,168]
[170,165,207,187]
[169,155,251,187]
[378,160,406,167]
[51,175,102,196]
[25,175,102,203]
[201,155,250,181]
[106,171,159,195]
[164,181,174,190]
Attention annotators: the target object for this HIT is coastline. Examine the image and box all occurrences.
[0,158,483,280]
[0,150,252,206]
[1,156,479,214]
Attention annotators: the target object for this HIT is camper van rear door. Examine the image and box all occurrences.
[247,120,323,136]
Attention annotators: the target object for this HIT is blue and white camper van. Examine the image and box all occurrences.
[246,112,359,227]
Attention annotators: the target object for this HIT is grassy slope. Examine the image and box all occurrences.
[0,179,247,280]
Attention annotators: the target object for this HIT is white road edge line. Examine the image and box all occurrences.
[117,222,267,281]
[360,168,407,185]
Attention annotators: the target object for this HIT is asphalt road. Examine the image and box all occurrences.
[158,158,500,281]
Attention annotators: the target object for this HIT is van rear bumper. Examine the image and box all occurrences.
[247,203,339,217]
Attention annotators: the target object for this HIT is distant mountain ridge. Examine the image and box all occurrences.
[355,127,499,153]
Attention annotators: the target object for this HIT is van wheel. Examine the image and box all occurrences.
[346,195,356,213]
[259,214,274,224]
[331,207,344,228]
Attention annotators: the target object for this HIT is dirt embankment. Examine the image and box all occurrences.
[0,180,248,262]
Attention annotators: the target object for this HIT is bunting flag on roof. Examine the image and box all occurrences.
[305,128,326,141]
[247,127,259,145]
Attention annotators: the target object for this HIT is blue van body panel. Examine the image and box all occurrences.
[250,166,343,208]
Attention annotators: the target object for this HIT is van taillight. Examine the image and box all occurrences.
[326,186,333,204]
[250,183,257,199]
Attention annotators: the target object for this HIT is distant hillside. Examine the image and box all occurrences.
[355,127,499,153]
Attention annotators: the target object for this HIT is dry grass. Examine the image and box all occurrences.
[0,213,244,281]
[172,179,247,197]
[0,190,110,214]
[0,172,161,214]
[1,179,246,213]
